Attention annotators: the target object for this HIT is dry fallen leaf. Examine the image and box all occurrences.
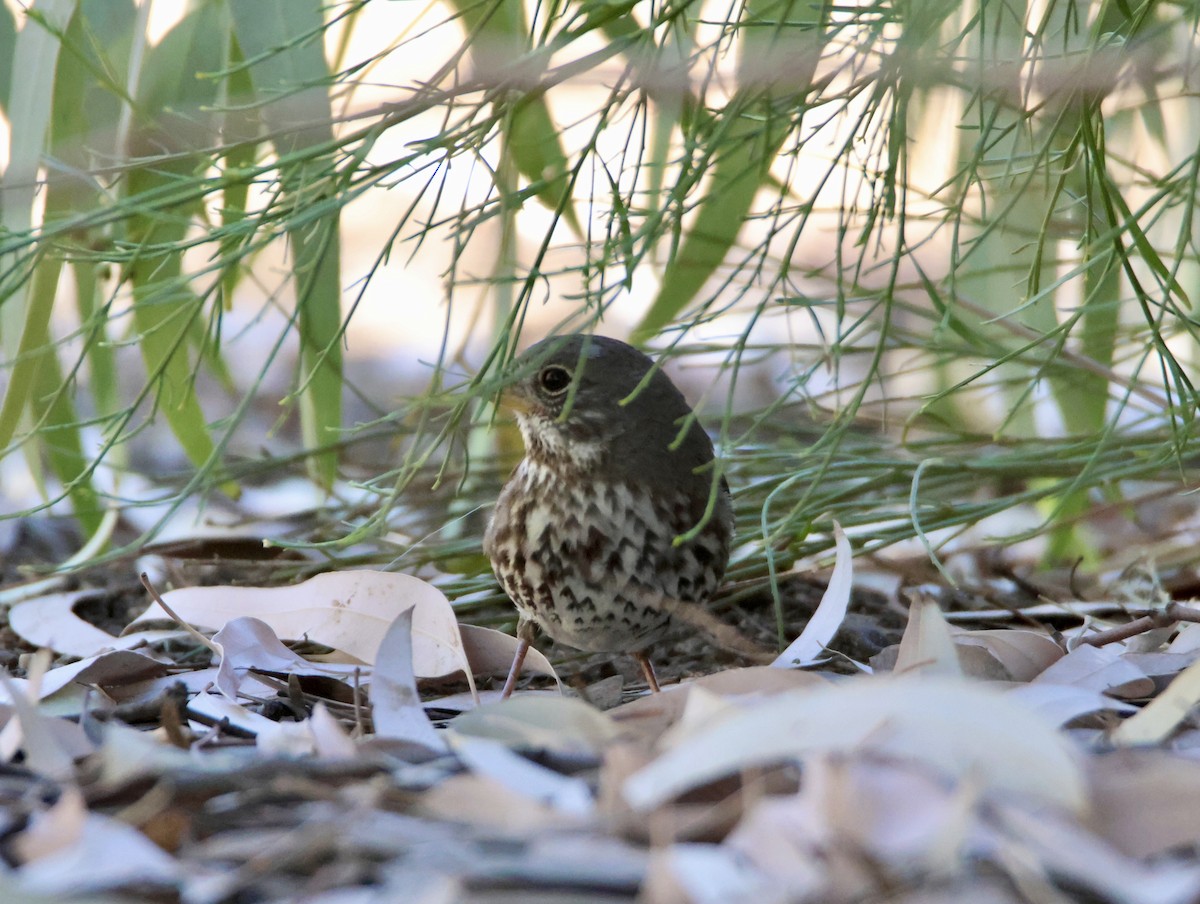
[623,676,1086,813]
[993,801,1200,904]
[16,806,182,896]
[894,594,962,678]
[372,607,447,751]
[1032,642,1155,699]
[131,570,470,678]
[1089,751,1200,859]
[952,628,1063,681]
[9,589,189,661]
[210,616,362,700]
[726,755,973,899]
[1111,653,1200,746]
[458,623,560,686]
[451,694,618,755]
[772,521,853,668]
[1005,683,1136,726]
[450,734,594,816]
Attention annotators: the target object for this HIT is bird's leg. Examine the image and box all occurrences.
[634,651,661,693]
[500,617,537,699]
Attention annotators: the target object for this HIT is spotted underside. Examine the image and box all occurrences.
[484,457,731,653]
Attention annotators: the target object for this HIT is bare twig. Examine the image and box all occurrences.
[139,572,221,655]
[1077,602,1200,648]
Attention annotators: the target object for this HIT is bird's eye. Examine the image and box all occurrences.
[537,365,572,395]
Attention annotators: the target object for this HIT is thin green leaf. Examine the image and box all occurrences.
[230,0,344,488]
[633,0,828,343]
[447,0,581,235]
[0,0,77,463]
[0,2,16,114]
[125,1,229,487]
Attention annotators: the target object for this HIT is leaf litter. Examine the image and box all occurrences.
[2,548,1200,903]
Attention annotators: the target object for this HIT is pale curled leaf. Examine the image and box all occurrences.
[610,667,828,748]
[727,756,972,890]
[16,806,181,895]
[623,677,1086,813]
[1168,622,1200,654]
[995,802,1200,904]
[255,719,319,758]
[372,607,446,752]
[450,735,593,816]
[0,655,77,781]
[643,844,779,904]
[1112,654,1200,746]
[188,691,279,735]
[1090,752,1200,859]
[9,589,187,658]
[459,623,559,685]
[309,701,359,760]
[1033,644,1154,699]
[773,522,852,668]
[952,628,1063,681]
[9,590,127,657]
[0,650,170,708]
[211,616,363,700]
[894,594,962,677]
[452,695,618,756]
[1006,683,1136,726]
[132,570,470,678]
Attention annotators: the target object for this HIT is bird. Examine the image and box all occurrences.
[483,333,734,697]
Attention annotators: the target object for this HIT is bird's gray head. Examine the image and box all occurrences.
[501,334,715,479]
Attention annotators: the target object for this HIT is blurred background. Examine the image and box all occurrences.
[2,0,1200,607]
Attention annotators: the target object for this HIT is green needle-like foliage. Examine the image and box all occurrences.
[0,0,1196,583]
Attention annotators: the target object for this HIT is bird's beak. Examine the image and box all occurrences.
[498,385,533,414]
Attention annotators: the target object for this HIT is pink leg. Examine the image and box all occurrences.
[500,636,530,699]
[634,652,661,693]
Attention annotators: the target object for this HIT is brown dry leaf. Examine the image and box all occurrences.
[641,845,781,904]
[726,756,974,899]
[451,694,618,755]
[610,668,829,747]
[951,629,1063,681]
[623,676,1086,813]
[772,521,853,668]
[994,801,1200,904]
[130,570,469,677]
[457,623,560,685]
[1032,643,1155,699]
[894,594,962,677]
[12,784,88,863]
[1089,751,1200,859]
[1111,654,1200,745]
[0,651,172,714]
[418,772,583,831]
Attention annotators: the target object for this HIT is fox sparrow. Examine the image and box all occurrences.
[484,334,733,696]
